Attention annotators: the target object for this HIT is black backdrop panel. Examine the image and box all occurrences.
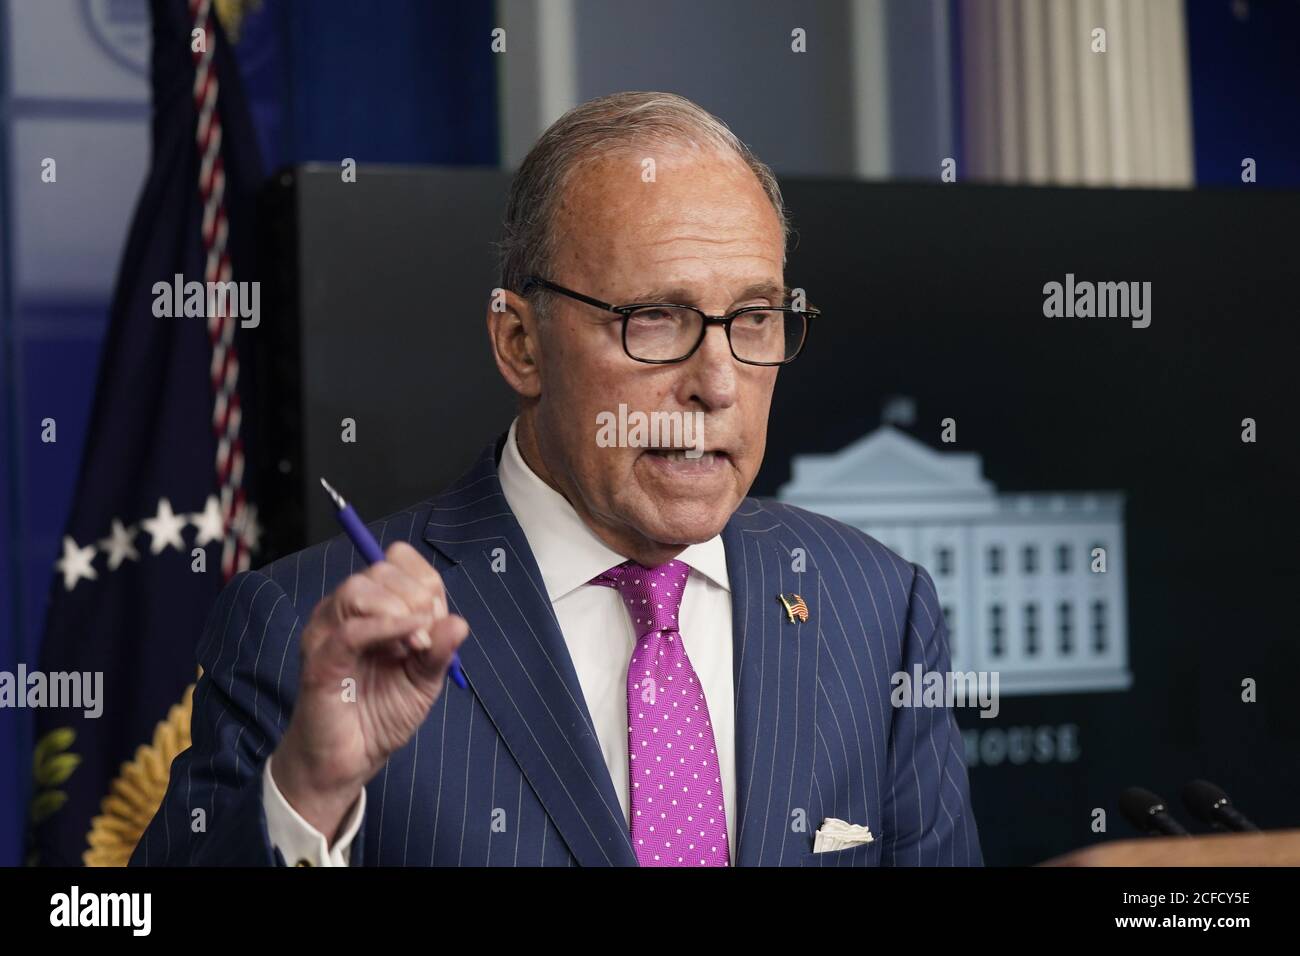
[766,180,1299,866]
[264,166,1300,865]
[260,164,519,549]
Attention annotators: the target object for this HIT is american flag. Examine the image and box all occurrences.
[26,0,264,866]
[781,593,809,623]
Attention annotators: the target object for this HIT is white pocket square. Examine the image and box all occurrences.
[813,817,875,853]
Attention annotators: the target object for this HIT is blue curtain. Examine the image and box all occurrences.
[239,0,499,170]
[1184,0,1300,187]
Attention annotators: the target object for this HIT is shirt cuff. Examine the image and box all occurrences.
[262,754,365,866]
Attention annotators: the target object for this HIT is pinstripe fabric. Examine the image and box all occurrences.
[131,432,982,866]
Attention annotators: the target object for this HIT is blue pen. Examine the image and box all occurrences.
[319,477,468,689]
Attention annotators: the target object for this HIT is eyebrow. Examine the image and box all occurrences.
[626,281,789,306]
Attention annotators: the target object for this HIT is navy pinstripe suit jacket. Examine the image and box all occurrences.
[132,432,982,866]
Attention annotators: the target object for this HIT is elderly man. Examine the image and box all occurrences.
[134,91,982,867]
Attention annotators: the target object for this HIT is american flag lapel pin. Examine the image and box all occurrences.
[778,593,809,624]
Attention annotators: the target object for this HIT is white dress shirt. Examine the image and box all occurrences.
[264,417,737,865]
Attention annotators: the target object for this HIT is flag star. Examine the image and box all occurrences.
[142,497,187,553]
[190,495,225,546]
[55,535,98,590]
[98,519,139,570]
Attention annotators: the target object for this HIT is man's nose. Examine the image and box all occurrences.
[681,322,738,409]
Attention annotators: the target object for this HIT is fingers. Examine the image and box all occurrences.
[383,542,448,617]
[336,613,438,653]
[308,543,458,664]
[368,561,440,618]
[333,573,411,620]
[383,542,443,593]
[407,613,470,680]
[331,543,447,619]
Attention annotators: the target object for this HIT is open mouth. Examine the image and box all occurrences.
[644,448,726,463]
[641,448,731,477]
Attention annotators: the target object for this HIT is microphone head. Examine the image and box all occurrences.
[1183,778,1231,823]
[1120,786,1167,829]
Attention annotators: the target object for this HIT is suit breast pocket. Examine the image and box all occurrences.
[799,838,882,867]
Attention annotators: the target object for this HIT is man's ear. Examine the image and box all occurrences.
[487,287,542,399]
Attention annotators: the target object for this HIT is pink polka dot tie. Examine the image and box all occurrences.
[590,559,730,866]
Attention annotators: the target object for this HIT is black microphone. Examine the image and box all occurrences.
[1182,779,1260,832]
[1120,786,1191,836]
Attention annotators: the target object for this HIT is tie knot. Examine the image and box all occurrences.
[590,559,690,636]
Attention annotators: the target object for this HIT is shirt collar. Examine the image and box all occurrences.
[496,416,730,601]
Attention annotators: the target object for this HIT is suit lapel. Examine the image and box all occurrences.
[421,438,820,867]
[723,499,822,866]
[422,437,638,866]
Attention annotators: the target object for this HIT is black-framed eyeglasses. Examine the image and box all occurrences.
[519,275,818,366]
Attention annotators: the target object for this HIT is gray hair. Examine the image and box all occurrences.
[497,91,790,313]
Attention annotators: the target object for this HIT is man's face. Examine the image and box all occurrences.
[520,145,785,564]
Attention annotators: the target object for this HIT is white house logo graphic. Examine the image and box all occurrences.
[779,426,1131,696]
